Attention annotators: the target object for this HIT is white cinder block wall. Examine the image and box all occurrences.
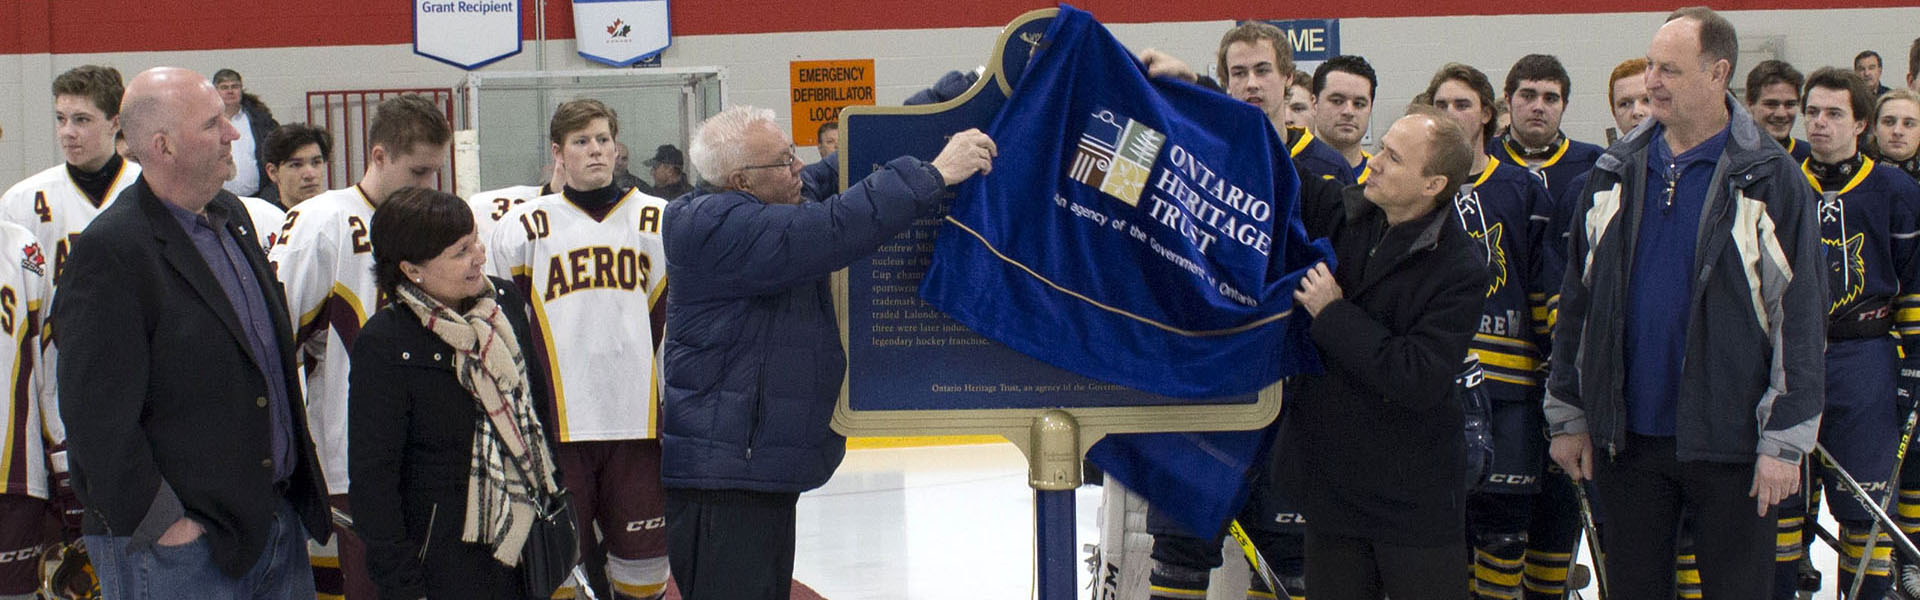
[3,7,1917,186]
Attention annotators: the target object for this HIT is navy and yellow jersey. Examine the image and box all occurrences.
[1879,152,1920,182]
[1287,126,1358,186]
[1801,157,1920,353]
[1492,133,1605,199]
[1781,137,1813,163]
[1352,150,1372,184]
[1450,158,1560,400]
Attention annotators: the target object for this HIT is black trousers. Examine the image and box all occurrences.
[1302,529,1464,600]
[664,488,801,600]
[1591,433,1775,599]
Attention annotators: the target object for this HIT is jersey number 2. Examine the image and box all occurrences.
[347,216,372,254]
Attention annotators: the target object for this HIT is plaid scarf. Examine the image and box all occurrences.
[393,281,560,566]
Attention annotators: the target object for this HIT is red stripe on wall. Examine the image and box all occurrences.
[4,0,1914,55]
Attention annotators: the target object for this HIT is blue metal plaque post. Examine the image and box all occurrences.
[1029,410,1080,600]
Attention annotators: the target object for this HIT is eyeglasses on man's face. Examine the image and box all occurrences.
[742,146,798,171]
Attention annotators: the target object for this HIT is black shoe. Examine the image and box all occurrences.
[1797,554,1822,592]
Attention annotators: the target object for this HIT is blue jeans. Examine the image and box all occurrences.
[86,500,315,600]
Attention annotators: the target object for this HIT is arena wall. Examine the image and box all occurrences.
[3,1,1916,184]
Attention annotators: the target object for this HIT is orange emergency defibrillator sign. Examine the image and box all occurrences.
[790,59,876,146]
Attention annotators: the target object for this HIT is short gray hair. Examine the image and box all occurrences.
[690,105,778,185]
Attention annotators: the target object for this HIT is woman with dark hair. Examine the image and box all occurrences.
[347,187,564,599]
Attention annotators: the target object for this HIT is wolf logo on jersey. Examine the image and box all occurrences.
[1820,194,1868,312]
[1455,190,1511,299]
[1828,232,1867,311]
[1472,225,1508,298]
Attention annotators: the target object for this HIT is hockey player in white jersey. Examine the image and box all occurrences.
[0,224,58,600]
[1,65,139,286]
[469,155,565,241]
[269,94,450,600]
[262,123,333,210]
[0,67,129,590]
[235,196,286,252]
[488,99,670,600]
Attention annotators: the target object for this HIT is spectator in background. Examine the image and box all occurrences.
[645,144,693,200]
[614,141,647,192]
[1858,50,1894,97]
[1909,38,1919,91]
[213,69,281,204]
[816,120,839,158]
[263,124,332,210]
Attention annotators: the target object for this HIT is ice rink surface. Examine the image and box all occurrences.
[794,442,1862,600]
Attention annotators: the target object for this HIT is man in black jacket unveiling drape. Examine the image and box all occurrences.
[1274,107,1488,599]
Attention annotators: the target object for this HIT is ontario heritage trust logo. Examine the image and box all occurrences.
[1069,108,1165,207]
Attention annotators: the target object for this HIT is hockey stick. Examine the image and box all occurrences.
[1227,520,1291,599]
[571,565,601,600]
[1817,442,1920,563]
[1809,518,1845,550]
[1850,406,1920,599]
[1572,482,1608,600]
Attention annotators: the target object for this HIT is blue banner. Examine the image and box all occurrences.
[919,4,1332,401]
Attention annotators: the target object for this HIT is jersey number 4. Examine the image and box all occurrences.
[32,192,50,223]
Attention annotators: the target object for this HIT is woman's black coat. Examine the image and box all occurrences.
[347,278,555,599]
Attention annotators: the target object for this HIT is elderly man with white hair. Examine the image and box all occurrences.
[658,105,994,599]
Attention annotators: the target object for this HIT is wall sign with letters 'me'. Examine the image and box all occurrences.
[574,0,671,67]
[1262,18,1339,63]
[414,0,522,70]
[831,9,1280,452]
[791,59,876,147]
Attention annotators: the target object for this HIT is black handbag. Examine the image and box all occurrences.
[518,490,580,599]
[502,444,580,599]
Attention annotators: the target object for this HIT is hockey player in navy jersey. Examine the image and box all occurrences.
[1771,67,1920,600]
[1875,89,1920,182]
[1480,53,1605,600]
[1880,88,1920,600]
[1140,22,1362,599]
[1310,56,1378,185]
[1492,55,1604,201]
[1748,60,1814,162]
[1424,62,1563,600]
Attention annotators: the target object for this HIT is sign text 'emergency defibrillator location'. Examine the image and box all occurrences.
[791,59,876,146]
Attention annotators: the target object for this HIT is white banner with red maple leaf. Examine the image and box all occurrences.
[574,0,671,67]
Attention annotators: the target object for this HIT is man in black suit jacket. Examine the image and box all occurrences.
[54,67,330,596]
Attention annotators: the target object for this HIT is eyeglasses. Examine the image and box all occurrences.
[741,146,798,171]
